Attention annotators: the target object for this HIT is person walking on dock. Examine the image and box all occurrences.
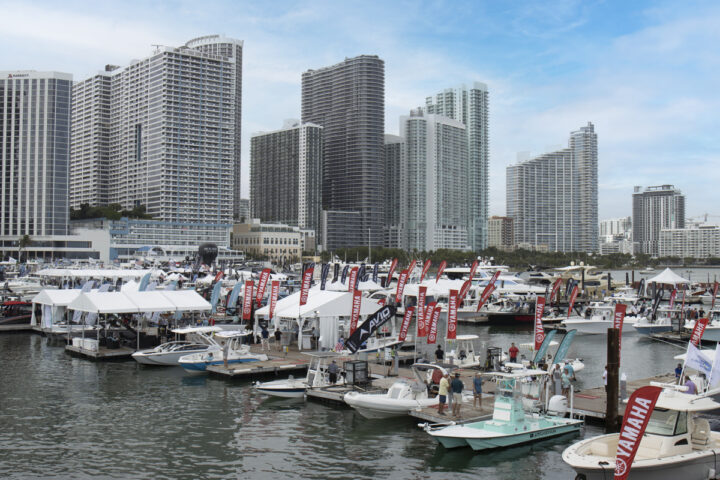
[509,343,519,363]
[473,372,483,409]
[438,373,450,416]
[552,364,562,395]
[675,363,682,381]
[451,373,464,418]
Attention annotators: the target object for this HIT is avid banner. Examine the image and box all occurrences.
[613,386,663,480]
[447,289,458,340]
[256,268,271,306]
[534,296,546,351]
[332,263,340,283]
[341,265,349,284]
[345,305,396,354]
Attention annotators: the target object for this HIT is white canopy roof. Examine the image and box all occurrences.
[68,292,140,314]
[161,290,211,311]
[67,290,211,313]
[123,291,177,312]
[646,268,691,286]
[37,268,152,279]
[255,290,381,319]
[32,289,82,306]
[121,279,140,292]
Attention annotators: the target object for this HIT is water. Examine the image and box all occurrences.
[0,329,682,479]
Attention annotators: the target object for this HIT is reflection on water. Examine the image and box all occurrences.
[0,329,679,479]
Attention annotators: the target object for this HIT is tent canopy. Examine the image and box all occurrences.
[161,290,211,311]
[68,292,140,314]
[38,268,153,279]
[646,268,691,286]
[67,290,211,314]
[275,290,381,319]
[32,289,82,306]
[123,291,177,312]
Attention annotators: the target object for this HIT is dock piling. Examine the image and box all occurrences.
[605,328,620,432]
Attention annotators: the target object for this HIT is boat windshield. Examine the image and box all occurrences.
[645,408,687,436]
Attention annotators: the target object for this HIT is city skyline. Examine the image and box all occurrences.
[1,0,718,222]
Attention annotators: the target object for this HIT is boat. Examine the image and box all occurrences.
[445,334,483,368]
[563,386,720,480]
[423,369,583,450]
[631,306,678,335]
[131,326,223,366]
[0,300,33,325]
[562,303,619,335]
[684,316,720,342]
[178,331,268,373]
[343,363,446,419]
[254,353,344,398]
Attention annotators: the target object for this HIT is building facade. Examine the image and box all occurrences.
[632,185,685,256]
[507,122,598,253]
[236,198,250,223]
[659,226,720,259]
[488,216,514,249]
[1,71,72,239]
[250,120,323,236]
[301,55,385,250]
[425,82,489,251]
[232,219,303,265]
[383,134,406,249]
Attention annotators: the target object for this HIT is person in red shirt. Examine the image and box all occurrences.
[509,342,519,363]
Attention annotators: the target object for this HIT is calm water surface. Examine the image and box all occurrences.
[0,327,681,479]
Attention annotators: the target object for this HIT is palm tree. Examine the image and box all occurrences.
[18,234,31,262]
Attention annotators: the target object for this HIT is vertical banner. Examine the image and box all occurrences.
[242,280,254,320]
[214,270,224,284]
[567,284,579,318]
[435,260,447,283]
[348,266,359,292]
[385,258,398,288]
[534,297,546,351]
[417,286,428,337]
[420,259,432,283]
[269,280,280,322]
[349,288,362,335]
[549,278,563,303]
[255,268,271,306]
[398,307,415,342]
[613,386,663,480]
[341,265,349,284]
[476,284,496,312]
[332,263,340,283]
[320,263,330,290]
[395,269,409,304]
[358,263,367,283]
[469,259,479,281]
[372,262,379,283]
[447,289,458,340]
[407,259,417,279]
[614,303,627,353]
[300,266,314,306]
[534,329,558,364]
[711,281,719,311]
[668,288,677,309]
[427,304,442,344]
[344,306,396,354]
[458,279,472,301]
[691,317,709,347]
[680,289,687,321]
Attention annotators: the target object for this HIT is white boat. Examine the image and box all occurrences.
[344,363,445,419]
[563,386,720,480]
[178,331,268,373]
[562,303,619,335]
[254,353,344,398]
[631,307,678,335]
[445,334,482,368]
[684,318,720,342]
[132,326,223,366]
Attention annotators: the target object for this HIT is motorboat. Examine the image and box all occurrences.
[604,286,640,305]
[254,353,344,398]
[0,300,33,325]
[423,369,583,450]
[445,335,482,368]
[563,386,720,480]
[131,326,223,366]
[684,312,720,342]
[631,306,678,335]
[562,303,619,335]
[343,363,446,419]
[178,331,268,373]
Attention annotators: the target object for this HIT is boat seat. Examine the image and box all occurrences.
[589,441,611,457]
[691,418,710,448]
[635,435,664,460]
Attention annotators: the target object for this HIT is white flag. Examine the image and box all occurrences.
[685,342,713,377]
[709,346,720,389]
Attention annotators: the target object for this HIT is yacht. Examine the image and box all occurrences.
[253,353,344,398]
[131,326,222,366]
[178,331,268,373]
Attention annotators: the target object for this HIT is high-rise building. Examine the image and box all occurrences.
[383,134,406,249]
[507,122,598,253]
[659,225,720,258]
[70,35,242,227]
[250,119,323,234]
[425,82,489,251]
[488,216,514,249]
[236,198,250,223]
[1,71,72,237]
[400,110,469,251]
[301,55,384,250]
[632,185,685,256]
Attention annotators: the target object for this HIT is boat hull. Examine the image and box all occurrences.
[465,423,581,451]
[344,392,438,419]
[179,356,264,373]
[132,348,214,366]
[485,312,534,324]
[254,379,307,398]
[562,320,613,335]
[631,324,673,335]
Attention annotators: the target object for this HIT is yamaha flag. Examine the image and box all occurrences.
[469,260,479,281]
[386,258,398,288]
[534,297,546,351]
[395,269,409,303]
[398,307,414,343]
[256,268,271,306]
[269,280,280,324]
[349,289,362,335]
[690,317,709,346]
[348,266,359,292]
[567,285,579,318]
[613,386,663,480]
[447,290,458,340]
[549,278,563,304]
[668,288,677,309]
[320,263,330,290]
[533,329,558,365]
[345,305,396,354]
[614,303,627,353]
[242,280,254,320]
[417,286,428,337]
[435,260,447,283]
[300,265,314,306]
[427,304,442,344]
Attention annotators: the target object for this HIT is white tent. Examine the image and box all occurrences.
[68,292,141,314]
[31,289,83,328]
[121,279,140,292]
[161,290,211,311]
[37,268,152,279]
[123,291,177,312]
[646,268,691,286]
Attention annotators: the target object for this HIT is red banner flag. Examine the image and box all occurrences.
[417,286,428,337]
[567,285,579,318]
[214,270,224,283]
[691,317,709,347]
[420,259,432,283]
[550,278,563,303]
[269,280,280,321]
[712,281,720,311]
[447,290,458,340]
[300,266,313,306]
[348,266,359,292]
[349,289,362,335]
[435,260,447,283]
[395,269,409,303]
[613,386,663,480]
[680,289,687,321]
[377,298,386,307]
[476,284,496,312]
[242,280,254,321]
[534,297,546,351]
[255,268,271,306]
[386,258,398,288]
[459,279,472,301]
[398,307,415,342]
[669,289,677,309]
[427,304,442,344]
[407,259,417,278]
[469,259,479,281]
[614,303,627,352]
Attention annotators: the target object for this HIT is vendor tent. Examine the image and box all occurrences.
[31,289,83,328]
[646,268,691,286]
[161,290,211,311]
[68,292,141,314]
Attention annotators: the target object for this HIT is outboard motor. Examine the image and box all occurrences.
[548,395,568,416]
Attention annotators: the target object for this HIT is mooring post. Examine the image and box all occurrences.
[606,327,620,432]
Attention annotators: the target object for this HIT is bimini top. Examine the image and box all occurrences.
[171,326,223,335]
[642,387,720,412]
[215,330,252,339]
[454,334,480,341]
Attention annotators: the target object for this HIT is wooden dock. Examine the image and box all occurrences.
[207,357,309,379]
[650,330,691,344]
[409,397,494,425]
[65,344,135,360]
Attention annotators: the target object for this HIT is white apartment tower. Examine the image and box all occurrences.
[507,122,598,253]
[383,134,406,249]
[1,71,72,237]
[425,82,489,251]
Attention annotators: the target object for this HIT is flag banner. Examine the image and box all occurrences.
[551,329,576,364]
[533,329,558,364]
[476,274,499,312]
[358,264,366,286]
[534,297,546,351]
[651,286,665,317]
[377,298,386,307]
[372,262,379,283]
[242,280,254,320]
[690,317,709,346]
[269,280,280,321]
[469,260,479,281]
[680,289,687,319]
[210,281,223,314]
[320,263,330,290]
[256,268,271,306]
[395,269,409,303]
[214,271,224,284]
[420,259,432,283]
[567,285,579,318]
[138,273,151,292]
[709,346,720,389]
[300,266,314,306]
[345,305,396,354]
[349,289,362,335]
[550,278,563,303]
[333,263,340,283]
[614,303,627,353]
[341,265,349,284]
[427,304,442,344]
[226,282,243,314]
[459,279,472,301]
[435,260,447,283]
[685,342,712,376]
[712,281,719,311]
[407,259,417,279]
[417,286,428,337]
[613,386,663,480]
[398,307,415,343]
[386,258,398,288]
[348,266,359,292]
[636,278,645,298]
[669,289,677,309]
[447,290,458,340]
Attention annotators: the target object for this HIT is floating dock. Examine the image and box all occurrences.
[650,330,691,344]
[207,357,309,379]
[65,344,135,360]
[0,324,34,333]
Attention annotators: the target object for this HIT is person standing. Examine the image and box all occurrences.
[261,325,270,351]
[435,345,444,363]
[222,342,229,368]
[552,364,562,395]
[328,360,339,384]
[438,373,450,416]
[509,342,519,363]
[675,363,683,381]
[451,373,464,418]
[274,327,282,351]
[561,367,571,397]
[473,372,483,409]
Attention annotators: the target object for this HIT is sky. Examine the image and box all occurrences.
[1,0,718,222]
